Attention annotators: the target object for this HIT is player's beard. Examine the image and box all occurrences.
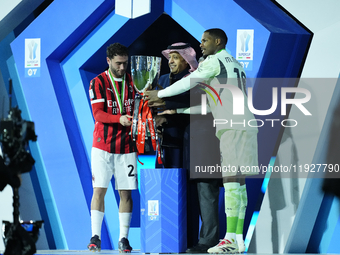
[110,67,125,78]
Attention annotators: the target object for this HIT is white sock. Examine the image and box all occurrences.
[224,232,237,242]
[236,234,244,245]
[119,212,132,240]
[91,210,104,239]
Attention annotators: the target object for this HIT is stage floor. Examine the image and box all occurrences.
[35,251,186,255]
[32,251,324,255]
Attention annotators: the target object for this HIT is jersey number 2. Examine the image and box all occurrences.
[128,164,135,177]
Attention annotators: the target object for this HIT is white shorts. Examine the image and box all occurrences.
[220,130,259,177]
[91,147,138,190]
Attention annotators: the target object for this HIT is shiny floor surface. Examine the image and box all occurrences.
[30,251,325,255]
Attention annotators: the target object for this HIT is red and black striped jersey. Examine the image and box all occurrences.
[89,70,136,154]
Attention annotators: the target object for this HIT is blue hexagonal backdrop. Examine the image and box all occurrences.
[9,0,312,250]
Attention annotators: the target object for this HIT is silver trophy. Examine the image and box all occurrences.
[130,56,161,143]
[131,55,161,93]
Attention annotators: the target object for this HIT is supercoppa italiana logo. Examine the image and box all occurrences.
[199,83,312,128]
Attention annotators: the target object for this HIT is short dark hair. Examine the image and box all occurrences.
[205,28,228,46]
[106,43,129,59]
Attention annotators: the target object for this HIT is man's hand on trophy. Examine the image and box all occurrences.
[158,109,176,115]
[154,115,168,127]
[120,115,133,126]
[148,98,165,107]
[152,105,167,114]
[144,90,160,104]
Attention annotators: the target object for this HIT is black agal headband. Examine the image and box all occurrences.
[167,43,191,50]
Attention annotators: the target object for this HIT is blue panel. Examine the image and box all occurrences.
[0,32,18,108]
[10,0,109,249]
[6,56,66,249]
[284,75,340,254]
[171,0,269,79]
[140,168,187,253]
[235,0,310,35]
[166,1,205,42]
[306,195,338,253]
[61,12,129,159]
[327,206,340,253]
[28,165,56,249]
[245,211,259,251]
[284,178,325,253]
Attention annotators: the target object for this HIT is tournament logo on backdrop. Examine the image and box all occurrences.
[148,200,159,221]
[236,29,254,71]
[25,38,41,77]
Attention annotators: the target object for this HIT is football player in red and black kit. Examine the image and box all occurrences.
[87,43,137,253]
